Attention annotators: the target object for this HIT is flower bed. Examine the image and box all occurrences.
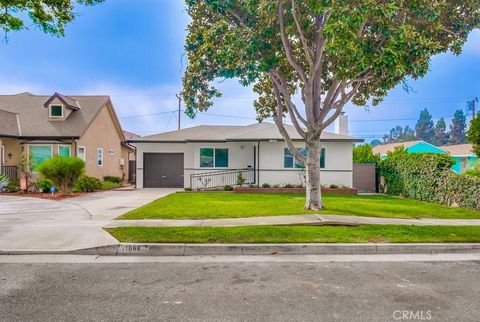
[233,187,358,195]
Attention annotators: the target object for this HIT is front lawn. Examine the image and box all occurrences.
[107,225,480,244]
[119,192,480,220]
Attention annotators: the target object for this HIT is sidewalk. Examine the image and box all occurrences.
[106,214,480,228]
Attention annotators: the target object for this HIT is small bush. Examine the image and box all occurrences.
[284,183,295,188]
[262,183,271,188]
[224,185,234,191]
[184,187,193,191]
[329,184,339,189]
[74,175,102,192]
[249,184,259,188]
[236,173,246,187]
[38,157,85,194]
[37,178,54,193]
[103,176,123,184]
[5,179,20,192]
[101,180,121,190]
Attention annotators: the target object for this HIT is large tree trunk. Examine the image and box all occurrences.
[305,138,323,210]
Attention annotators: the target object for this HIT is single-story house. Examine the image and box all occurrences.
[372,140,478,174]
[439,144,478,174]
[372,140,447,160]
[0,92,132,181]
[128,118,363,189]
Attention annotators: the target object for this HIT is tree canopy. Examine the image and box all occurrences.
[450,109,468,144]
[0,0,103,37]
[353,144,380,163]
[467,113,480,157]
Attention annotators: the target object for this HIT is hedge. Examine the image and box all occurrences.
[378,147,480,210]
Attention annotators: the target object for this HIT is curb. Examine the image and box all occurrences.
[2,243,480,256]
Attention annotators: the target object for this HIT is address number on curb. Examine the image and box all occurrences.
[118,244,150,253]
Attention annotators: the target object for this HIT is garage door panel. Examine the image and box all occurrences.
[144,153,184,188]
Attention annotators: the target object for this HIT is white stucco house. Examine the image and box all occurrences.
[128,117,363,189]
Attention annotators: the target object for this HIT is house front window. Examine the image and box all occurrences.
[58,145,71,157]
[97,148,104,166]
[200,148,229,168]
[49,105,63,118]
[284,147,325,169]
[29,145,52,170]
[77,146,86,161]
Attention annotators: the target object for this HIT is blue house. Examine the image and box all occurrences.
[440,144,479,174]
[373,141,478,174]
[373,140,447,160]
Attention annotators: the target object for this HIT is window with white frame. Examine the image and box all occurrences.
[58,145,71,157]
[29,145,53,171]
[77,146,86,161]
[200,148,229,168]
[49,105,63,118]
[97,148,104,166]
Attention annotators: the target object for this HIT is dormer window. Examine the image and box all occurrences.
[49,104,63,118]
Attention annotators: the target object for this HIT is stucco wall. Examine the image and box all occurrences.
[1,138,21,166]
[133,140,354,188]
[76,104,125,179]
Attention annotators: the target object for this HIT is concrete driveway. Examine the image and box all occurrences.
[0,189,176,252]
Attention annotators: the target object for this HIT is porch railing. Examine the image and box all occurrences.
[1,166,18,180]
[190,168,255,190]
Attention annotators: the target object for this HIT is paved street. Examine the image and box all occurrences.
[0,189,175,251]
[1,255,479,322]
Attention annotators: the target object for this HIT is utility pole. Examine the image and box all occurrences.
[176,94,182,130]
[467,97,478,119]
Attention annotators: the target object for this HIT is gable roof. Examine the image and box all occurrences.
[440,144,476,156]
[0,92,110,138]
[129,122,363,143]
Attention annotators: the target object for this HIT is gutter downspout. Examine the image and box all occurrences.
[257,141,261,185]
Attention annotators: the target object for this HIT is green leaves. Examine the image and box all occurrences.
[0,0,104,37]
[182,0,479,118]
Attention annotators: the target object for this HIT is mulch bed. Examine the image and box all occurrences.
[0,191,93,201]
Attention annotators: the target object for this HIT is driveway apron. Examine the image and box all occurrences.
[0,189,175,252]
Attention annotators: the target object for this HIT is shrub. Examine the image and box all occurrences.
[284,183,295,188]
[224,185,234,191]
[236,173,246,187]
[74,175,102,192]
[5,178,20,192]
[262,183,271,188]
[101,180,121,190]
[37,178,54,193]
[378,147,480,210]
[103,176,123,184]
[38,157,85,194]
[249,184,259,188]
[329,184,339,189]
[464,162,480,178]
[184,187,193,191]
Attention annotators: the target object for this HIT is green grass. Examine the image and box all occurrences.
[106,225,480,244]
[120,192,480,220]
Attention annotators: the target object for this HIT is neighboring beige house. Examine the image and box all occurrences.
[128,118,363,189]
[0,92,132,181]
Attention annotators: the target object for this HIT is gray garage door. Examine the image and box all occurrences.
[143,153,184,188]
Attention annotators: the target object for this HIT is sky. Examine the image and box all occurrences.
[1,0,479,142]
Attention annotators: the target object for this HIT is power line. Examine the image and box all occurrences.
[120,110,177,119]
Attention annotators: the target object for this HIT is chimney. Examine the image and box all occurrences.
[335,112,348,136]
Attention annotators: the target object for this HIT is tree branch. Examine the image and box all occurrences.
[291,0,313,70]
[278,1,308,83]
[270,74,306,139]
